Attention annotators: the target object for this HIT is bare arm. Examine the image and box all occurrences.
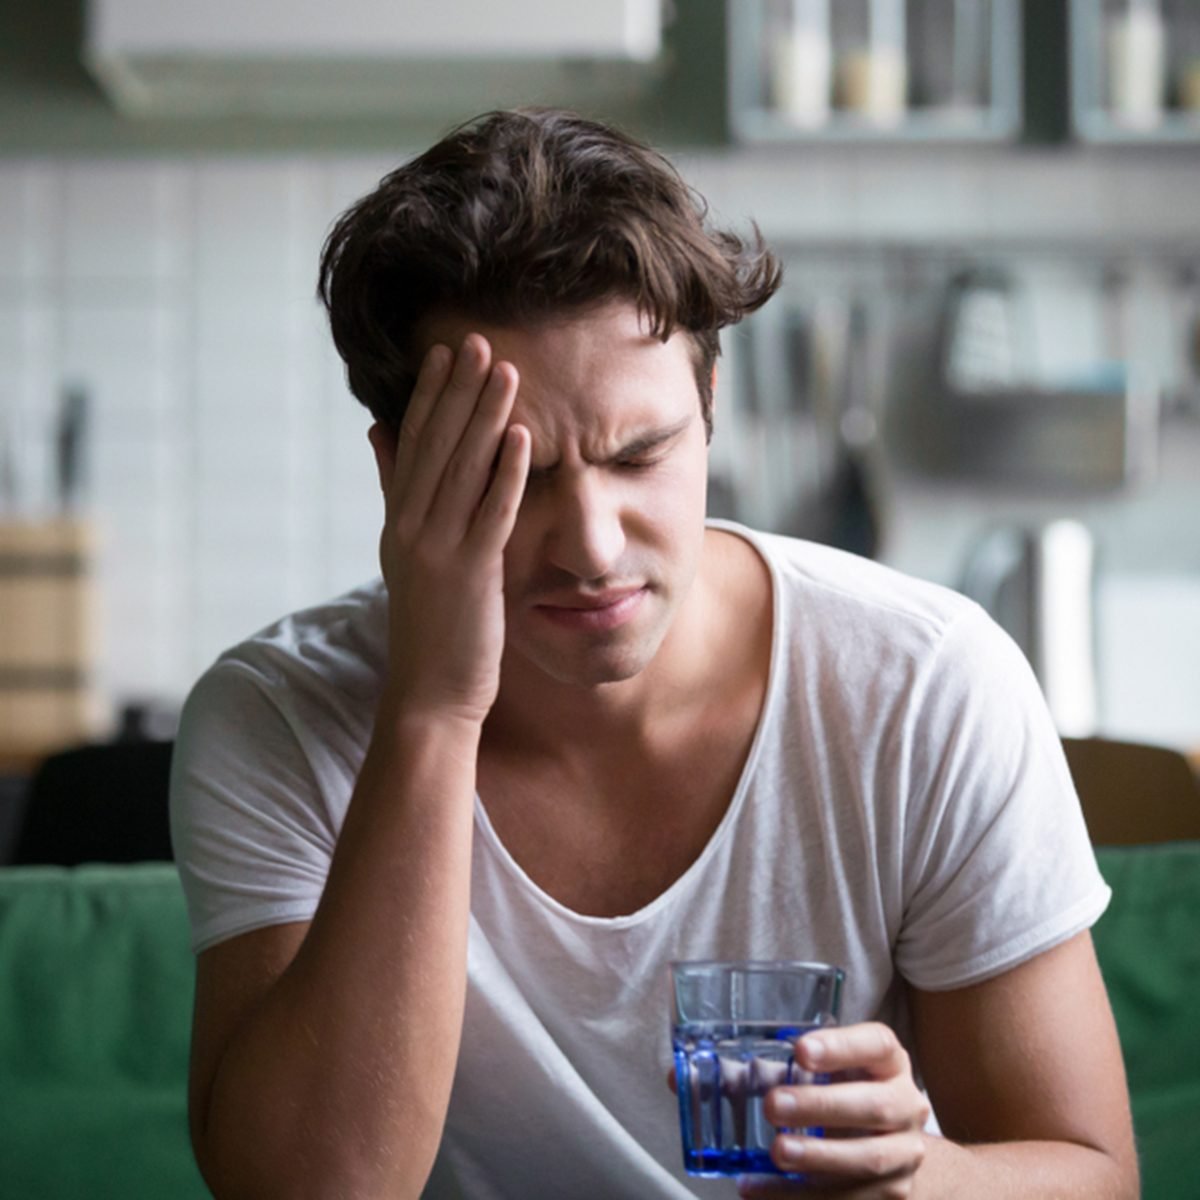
[743,932,1137,1198]
[187,336,530,1200]
[907,930,1137,1199]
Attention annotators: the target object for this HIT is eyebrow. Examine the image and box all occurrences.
[528,415,694,477]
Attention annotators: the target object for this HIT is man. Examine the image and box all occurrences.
[170,108,1137,1199]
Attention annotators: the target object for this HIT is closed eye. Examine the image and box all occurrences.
[527,415,693,480]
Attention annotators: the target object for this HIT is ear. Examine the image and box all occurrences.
[367,422,397,495]
[704,363,719,446]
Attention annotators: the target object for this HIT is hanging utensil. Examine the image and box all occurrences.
[56,383,89,514]
[791,297,884,558]
[0,403,18,513]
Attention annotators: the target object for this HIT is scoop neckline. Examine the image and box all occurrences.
[471,519,783,930]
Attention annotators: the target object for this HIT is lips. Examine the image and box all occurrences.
[532,586,648,632]
[538,587,644,611]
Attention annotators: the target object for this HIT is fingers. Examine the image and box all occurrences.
[764,1076,928,1137]
[388,333,529,545]
[392,342,454,486]
[736,1128,928,1195]
[745,1024,930,1194]
[393,333,495,525]
[428,359,523,535]
[794,1024,907,1081]
[765,1128,928,1191]
[766,1025,929,1134]
[470,422,530,555]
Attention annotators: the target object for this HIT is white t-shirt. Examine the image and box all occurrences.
[170,521,1111,1199]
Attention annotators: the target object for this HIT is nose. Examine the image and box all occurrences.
[544,471,626,582]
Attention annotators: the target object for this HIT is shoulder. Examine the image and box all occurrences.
[176,577,389,773]
[170,580,387,870]
[193,577,389,705]
[715,522,1042,762]
[711,520,986,660]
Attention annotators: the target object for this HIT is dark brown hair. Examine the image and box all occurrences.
[318,107,781,439]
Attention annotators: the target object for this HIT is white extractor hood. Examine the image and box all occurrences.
[83,0,666,119]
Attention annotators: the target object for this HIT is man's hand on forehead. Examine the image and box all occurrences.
[369,332,530,727]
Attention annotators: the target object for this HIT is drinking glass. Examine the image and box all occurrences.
[669,960,845,1178]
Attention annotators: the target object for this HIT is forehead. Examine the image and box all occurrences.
[415,302,700,433]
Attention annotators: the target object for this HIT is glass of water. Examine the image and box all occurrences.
[669,960,845,1178]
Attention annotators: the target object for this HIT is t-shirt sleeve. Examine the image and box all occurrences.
[169,659,338,954]
[893,602,1111,990]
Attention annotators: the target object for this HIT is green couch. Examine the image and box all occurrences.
[0,864,209,1200]
[0,849,1197,1200]
[1092,843,1200,1199]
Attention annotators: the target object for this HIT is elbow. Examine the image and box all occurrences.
[1112,1149,1141,1200]
[1076,1133,1139,1200]
[192,1122,437,1200]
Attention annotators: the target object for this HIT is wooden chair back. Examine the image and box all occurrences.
[1062,736,1200,846]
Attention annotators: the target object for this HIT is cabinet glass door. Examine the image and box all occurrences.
[1071,0,1200,141]
[728,0,1022,142]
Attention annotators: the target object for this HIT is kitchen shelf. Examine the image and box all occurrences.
[1071,0,1200,142]
[728,0,1023,144]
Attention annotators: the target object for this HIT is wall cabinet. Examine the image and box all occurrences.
[727,0,1023,143]
[1071,0,1200,142]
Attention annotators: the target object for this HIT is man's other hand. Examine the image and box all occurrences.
[755,1023,929,1190]
[666,1022,930,1198]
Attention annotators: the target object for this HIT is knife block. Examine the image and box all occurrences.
[0,519,104,757]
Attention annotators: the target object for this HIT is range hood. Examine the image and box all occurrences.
[83,0,666,119]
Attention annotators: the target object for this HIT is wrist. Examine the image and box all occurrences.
[374,688,486,753]
[350,692,483,824]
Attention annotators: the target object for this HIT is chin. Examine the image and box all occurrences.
[533,645,657,690]
[511,623,670,690]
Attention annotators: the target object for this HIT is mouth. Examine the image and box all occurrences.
[532,586,649,632]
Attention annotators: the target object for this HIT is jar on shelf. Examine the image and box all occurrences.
[834,0,909,126]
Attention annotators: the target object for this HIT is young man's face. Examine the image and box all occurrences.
[419,302,712,691]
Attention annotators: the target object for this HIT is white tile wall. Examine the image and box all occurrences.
[0,302,58,512]
[1,147,1199,744]
[61,162,190,287]
[0,165,58,285]
[0,158,383,717]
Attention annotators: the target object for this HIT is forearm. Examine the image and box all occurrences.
[916,1134,1138,1200]
[197,701,480,1199]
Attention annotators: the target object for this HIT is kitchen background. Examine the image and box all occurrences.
[2,0,1199,779]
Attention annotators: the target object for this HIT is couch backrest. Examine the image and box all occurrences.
[0,863,209,1199]
[1094,842,1200,1200]
[1,847,1196,1200]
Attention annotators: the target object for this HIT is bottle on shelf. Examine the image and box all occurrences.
[770,0,833,128]
[1106,0,1165,128]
